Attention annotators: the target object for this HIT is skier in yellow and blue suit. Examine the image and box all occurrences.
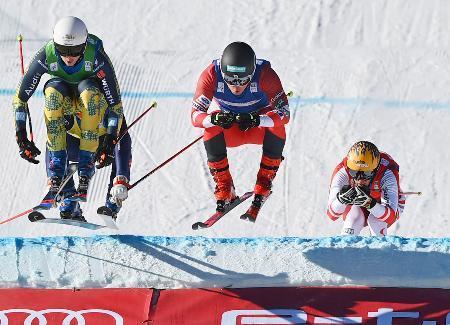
[12,16,127,220]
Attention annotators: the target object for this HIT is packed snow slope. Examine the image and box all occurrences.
[1,235,449,289]
[0,0,449,241]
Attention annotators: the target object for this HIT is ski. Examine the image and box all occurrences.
[28,211,106,230]
[240,192,272,223]
[96,206,119,229]
[97,206,115,218]
[192,191,253,230]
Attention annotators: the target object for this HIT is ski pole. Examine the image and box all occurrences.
[115,101,157,143]
[0,208,34,225]
[17,34,35,143]
[401,191,422,196]
[0,163,80,225]
[129,135,203,190]
[96,101,158,169]
[128,90,293,190]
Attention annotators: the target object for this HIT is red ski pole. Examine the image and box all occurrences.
[127,91,294,190]
[0,208,34,225]
[129,135,203,190]
[115,101,157,143]
[17,34,34,143]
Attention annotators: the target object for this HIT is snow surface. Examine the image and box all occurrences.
[1,235,448,289]
[0,1,449,289]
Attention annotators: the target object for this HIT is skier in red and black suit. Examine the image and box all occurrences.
[191,42,290,221]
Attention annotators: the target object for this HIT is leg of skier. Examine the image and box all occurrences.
[102,120,132,220]
[58,134,85,221]
[242,128,285,221]
[204,131,236,212]
[74,78,108,201]
[367,214,388,236]
[42,79,71,202]
[341,206,366,235]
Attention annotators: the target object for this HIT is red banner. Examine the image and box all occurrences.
[151,287,450,325]
[0,288,153,324]
[0,287,448,324]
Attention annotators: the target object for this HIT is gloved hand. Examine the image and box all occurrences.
[95,133,116,169]
[16,129,41,164]
[353,186,377,209]
[235,112,260,131]
[336,185,357,205]
[109,175,129,204]
[210,111,235,129]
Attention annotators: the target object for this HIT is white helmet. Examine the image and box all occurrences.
[53,16,88,56]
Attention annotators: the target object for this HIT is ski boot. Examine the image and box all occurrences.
[208,158,237,212]
[97,199,121,221]
[253,155,282,196]
[60,210,87,222]
[36,176,63,210]
[71,175,91,202]
[241,155,282,222]
[60,200,86,222]
[215,185,237,212]
[240,194,269,222]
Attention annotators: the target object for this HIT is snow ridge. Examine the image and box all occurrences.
[1,235,448,289]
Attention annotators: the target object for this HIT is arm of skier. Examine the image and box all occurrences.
[327,165,352,221]
[94,44,123,137]
[12,46,48,131]
[191,64,217,128]
[365,170,399,225]
[12,47,47,163]
[258,65,290,127]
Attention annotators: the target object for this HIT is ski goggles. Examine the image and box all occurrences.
[222,73,253,86]
[55,43,86,57]
[348,169,376,180]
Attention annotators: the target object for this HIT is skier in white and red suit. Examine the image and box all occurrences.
[327,141,406,236]
[190,42,290,220]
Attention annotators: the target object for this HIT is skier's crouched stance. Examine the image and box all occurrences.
[12,16,123,220]
[327,141,406,236]
[191,42,290,221]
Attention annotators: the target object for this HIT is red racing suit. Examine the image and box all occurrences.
[327,152,406,227]
[190,59,290,146]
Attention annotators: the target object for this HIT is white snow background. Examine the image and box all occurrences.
[0,0,448,289]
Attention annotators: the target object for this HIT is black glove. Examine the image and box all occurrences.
[16,129,41,164]
[235,112,260,131]
[95,134,116,169]
[336,185,357,205]
[353,186,377,209]
[210,111,235,129]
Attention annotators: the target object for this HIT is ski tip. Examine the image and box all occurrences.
[97,206,113,216]
[240,214,256,223]
[28,211,45,222]
[192,222,207,230]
